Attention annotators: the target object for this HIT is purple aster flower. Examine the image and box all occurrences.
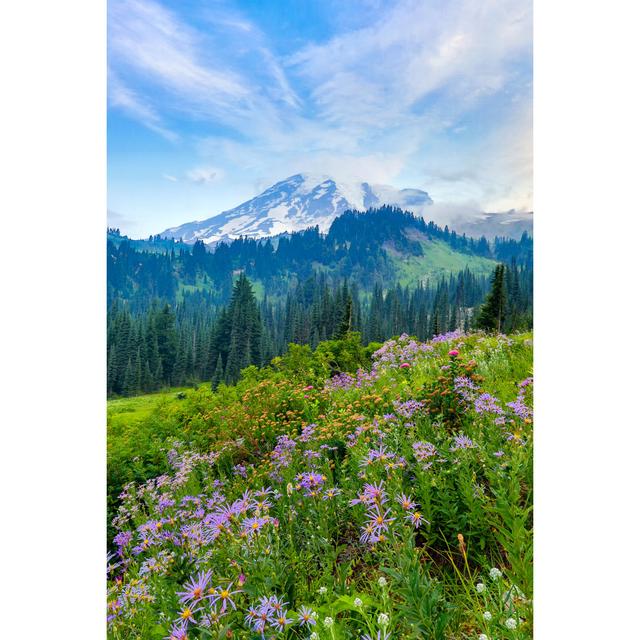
[165,622,189,640]
[366,505,396,533]
[474,393,504,416]
[176,569,211,604]
[363,481,387,505]
[208,582,242,612]
[393,399,425,418]
[451,434,475,451]
[405,511,428,528]
[359,521,377,544]
[272,610,294,631]
[113,530,132,550]
[242,515,271,538]
[396,493,416,511]
[297,605,317,627]
[175,604,202,625]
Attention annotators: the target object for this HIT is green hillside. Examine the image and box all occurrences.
[387,237,498,286]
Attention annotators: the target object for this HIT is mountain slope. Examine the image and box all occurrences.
[161,173,433,244]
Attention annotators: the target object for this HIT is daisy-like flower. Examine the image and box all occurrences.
[360,522,377,544]
[406,511,427,528]
[367,505,396,534]
[323,487,342,500]
[175,605,201,625]
[362,633,391,640]
[297,605,317,627]
[165,622,189,640]
[396,493,416,511]
[176,570,212,604]
[208,582,241,611]
[272,610,294,631]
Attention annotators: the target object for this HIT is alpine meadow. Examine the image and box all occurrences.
[107,2,533,639]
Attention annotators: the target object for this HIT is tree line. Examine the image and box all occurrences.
[108,206,533,311]
[107,261,532,396]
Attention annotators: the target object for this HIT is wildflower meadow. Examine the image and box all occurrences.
[107,331,533,639]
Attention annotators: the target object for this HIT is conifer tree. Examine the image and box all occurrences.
[477,264,507,332]
[211,354,224,391]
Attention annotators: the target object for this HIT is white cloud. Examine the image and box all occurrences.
[107,208,136,229]
[108,70,178,141]
[109,0,532,221]
[186,166,224,185]
[162,174,178,182]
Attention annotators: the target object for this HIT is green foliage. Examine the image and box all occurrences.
[107,331,533,639]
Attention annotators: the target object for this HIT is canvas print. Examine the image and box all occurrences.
[107,1,533,638]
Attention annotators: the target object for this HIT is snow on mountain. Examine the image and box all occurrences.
[160,173,433,244]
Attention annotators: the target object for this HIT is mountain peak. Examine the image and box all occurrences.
[161,174,433,244]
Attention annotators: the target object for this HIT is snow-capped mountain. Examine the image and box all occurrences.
[160,173,433,244]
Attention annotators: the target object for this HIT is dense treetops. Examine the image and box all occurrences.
[108,206,532,310]
[107,206,532,397]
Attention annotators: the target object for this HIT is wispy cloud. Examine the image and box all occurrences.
[108,0,532,232]
[108,70,178,141]
[186,166,224,185]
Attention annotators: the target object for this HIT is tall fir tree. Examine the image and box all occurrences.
[476,264,507,332]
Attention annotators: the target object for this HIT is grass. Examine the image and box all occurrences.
[388,238,498,286]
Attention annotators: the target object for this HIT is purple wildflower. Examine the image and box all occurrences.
[451,434,475,451]
[165,622,189,640]
[405,511,428,528]
[393,399,425,418]
[397,493,416,511]
[297,605,317,627]
[474,393,504,416]
[177,570,211,604]
[208,582,242,612]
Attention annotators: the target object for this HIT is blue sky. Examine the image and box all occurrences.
[108,0,532,237]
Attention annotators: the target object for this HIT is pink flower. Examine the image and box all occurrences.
[303,385,314,391]
[448,350,459,357]
[400,363,411,369]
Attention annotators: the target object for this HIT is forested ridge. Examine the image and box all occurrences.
[107,207,532,395]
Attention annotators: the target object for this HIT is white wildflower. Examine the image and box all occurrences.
[483,611,492,621]
[354,597,363,607]
[310,634,319,640]
[479,635,489,640]
[489,567,502,581]
[476,582,486,593]
[324,617,334,628]
[318,586,328,595]
[377,613,390,626]
[378,576,388,588]
[505,617,517,630]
